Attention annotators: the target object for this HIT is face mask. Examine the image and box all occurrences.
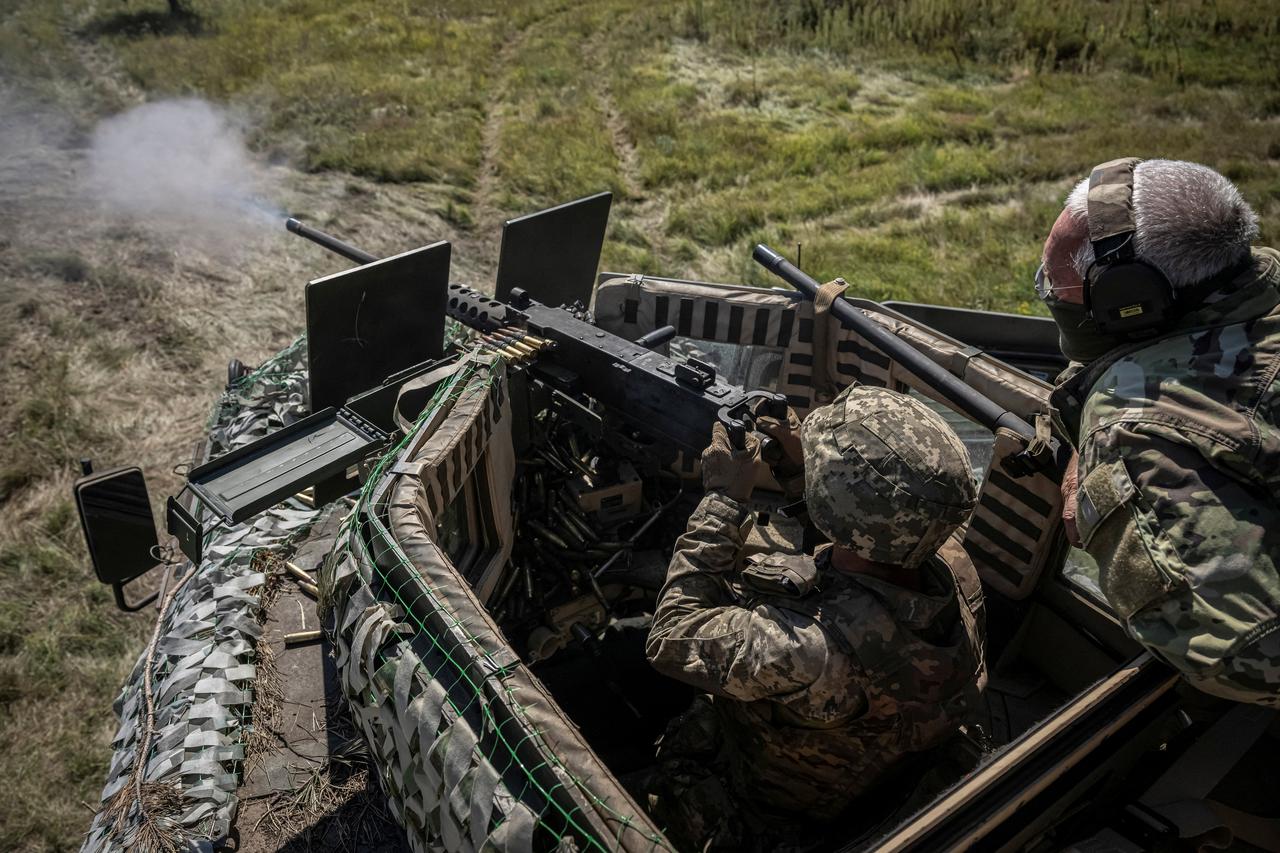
[1036,263,1125,363]
[1042,296,1123,363]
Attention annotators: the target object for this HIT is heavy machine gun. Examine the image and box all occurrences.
[153,222,798,564]
[287,218,789,452]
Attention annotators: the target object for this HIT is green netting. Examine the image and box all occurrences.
[325,353,672,852]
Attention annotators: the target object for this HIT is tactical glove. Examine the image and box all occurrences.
[701,422,763,502]
[755,406,805,498]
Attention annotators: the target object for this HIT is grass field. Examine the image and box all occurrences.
[1,0,1278,848]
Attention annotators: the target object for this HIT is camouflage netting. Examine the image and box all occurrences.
[83,340,325,853]
[322,351,672,852]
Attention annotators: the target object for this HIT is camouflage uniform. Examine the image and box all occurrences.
[646,387,986,850]
[1052,247,1280,707]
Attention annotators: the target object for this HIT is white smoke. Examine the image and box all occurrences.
[87,98,283,251]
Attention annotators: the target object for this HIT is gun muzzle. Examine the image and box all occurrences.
[752,244,787,272]
[286,217,377,265]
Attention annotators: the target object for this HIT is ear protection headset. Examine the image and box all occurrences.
[1083,157,1177,337]
[1083,157,1252,338]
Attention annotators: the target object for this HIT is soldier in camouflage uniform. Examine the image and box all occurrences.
[645,385,986,851]
[1040,157,1280,707]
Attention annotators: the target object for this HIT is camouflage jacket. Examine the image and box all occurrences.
[646,492,986,821]
[1052,247,1280,706]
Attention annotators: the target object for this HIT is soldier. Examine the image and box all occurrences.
[645,385,986,850]
[1040,157,1280,707]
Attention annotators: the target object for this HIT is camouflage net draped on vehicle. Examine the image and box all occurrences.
[83,340,326,853]
[322,350,672,853]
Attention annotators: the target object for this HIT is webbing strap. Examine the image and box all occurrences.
[1205,802,1280,852]
[1087,157,1141,255]
[395,362,463,434]
[947,344,983,381]
[811,278,848,404]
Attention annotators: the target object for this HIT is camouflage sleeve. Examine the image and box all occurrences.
[646,492,829,702]
[1079,423,1280,700]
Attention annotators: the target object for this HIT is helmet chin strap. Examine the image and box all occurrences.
[829,546,922,585]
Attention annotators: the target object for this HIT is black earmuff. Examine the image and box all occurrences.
[1083,158,1176,337]
[1085,258,1177,335]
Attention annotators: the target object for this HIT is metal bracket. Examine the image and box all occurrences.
[166,496,204,564]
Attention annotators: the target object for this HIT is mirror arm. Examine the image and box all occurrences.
[111,576,160,613]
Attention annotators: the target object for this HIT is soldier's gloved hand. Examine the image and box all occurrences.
[755,406,805,497]
[702,422,763,502]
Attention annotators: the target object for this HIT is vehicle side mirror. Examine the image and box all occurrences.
[74,465,162,612]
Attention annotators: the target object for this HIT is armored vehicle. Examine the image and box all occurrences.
[77,194,1279,853]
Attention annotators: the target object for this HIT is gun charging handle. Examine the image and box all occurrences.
[634,325,677,350]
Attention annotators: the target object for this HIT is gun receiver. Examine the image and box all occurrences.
[288,220,785,451]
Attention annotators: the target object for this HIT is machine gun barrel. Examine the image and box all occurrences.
[287,217,377,265]
[752,244,1035,441]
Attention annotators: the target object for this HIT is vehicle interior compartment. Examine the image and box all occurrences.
[400,272,1280,851]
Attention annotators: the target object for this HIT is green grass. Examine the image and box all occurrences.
[0,248,212,850]
[3,0,1280,849]
[114,0,508,184]
[41,0,1280,294]
[492,19,627,207]
[0,353,104,502]
[604,31,1278,292]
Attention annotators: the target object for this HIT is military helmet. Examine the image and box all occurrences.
[800,385,978,568]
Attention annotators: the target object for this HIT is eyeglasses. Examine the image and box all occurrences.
[1034,262,1051,299]
[1035,262,1085,301]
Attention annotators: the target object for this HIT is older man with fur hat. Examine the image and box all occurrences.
[1041,158,1280,708]
[645,385,986,850]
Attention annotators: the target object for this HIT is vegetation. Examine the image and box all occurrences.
[85,0,1280,297]
[1,0,1277,849]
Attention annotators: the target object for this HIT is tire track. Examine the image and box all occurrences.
[588,32,669,264]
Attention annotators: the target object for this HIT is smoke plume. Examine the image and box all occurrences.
[87,98,283,251]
